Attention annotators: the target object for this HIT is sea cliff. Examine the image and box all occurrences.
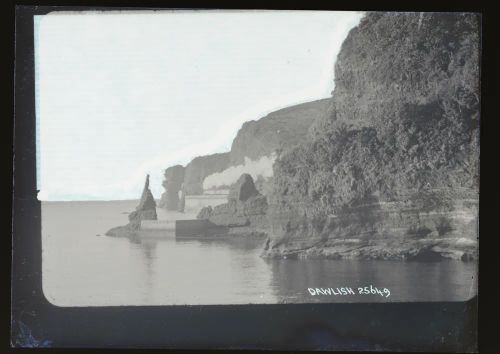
[159,153,231,211]
[229,98,330,165]
[262,12,479,260]
[158,165,185,210]
[183,152,231,195]
[159,99,328,203]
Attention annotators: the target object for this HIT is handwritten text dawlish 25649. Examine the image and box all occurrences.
[307,285,391,298]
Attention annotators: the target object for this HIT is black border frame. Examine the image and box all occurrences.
[10,3,491,351]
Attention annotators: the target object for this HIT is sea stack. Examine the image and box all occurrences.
[106,174,157,237]
[158,165,185,210]
[128,174,157,227]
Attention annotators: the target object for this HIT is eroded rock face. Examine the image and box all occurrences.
[106,175,157,236]
[264,196,478,260]
[264,12,479,260]
[160,99,329,201]
[183,153,230,195]
[229,99,330,165]
[158,165,185,210]
[197,205,213,219]
[136,175,157,211]
[197,174,268,235]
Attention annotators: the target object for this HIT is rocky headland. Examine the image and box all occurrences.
[158,99,330,205]
[263,12,479,260]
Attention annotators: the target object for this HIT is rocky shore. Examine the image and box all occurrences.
[263,237,477,261]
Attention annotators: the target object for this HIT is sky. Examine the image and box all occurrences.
[35,10,363,201]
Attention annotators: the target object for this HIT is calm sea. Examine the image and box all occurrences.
[41,201,477,306]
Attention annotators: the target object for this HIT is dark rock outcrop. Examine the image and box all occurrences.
[197,174,268,236]
[228,173,259,202]
[196,205,213,220]
[106,175,157,237]
[158,165,185,210]
[183,152,230,195]
[129,174,157,226]
[263,12,479,260]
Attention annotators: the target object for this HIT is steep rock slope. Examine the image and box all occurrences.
[229,99,330,165]
[158,165,185,210]
[183,152,230,195]
[264,12,480,260]
[106,175,157,237]
[159,99,329,202]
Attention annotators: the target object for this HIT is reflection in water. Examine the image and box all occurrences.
[268,258,477,303]
[136,238,158,303]
[41,201,477,306]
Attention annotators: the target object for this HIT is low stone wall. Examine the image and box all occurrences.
[184,194,228,214]
[141,220,176,230]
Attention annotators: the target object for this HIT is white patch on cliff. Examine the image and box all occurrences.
[203,154,276,191]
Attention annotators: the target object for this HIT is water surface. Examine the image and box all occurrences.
[42,201,477,306]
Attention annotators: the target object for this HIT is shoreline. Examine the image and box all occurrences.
[262,237,477,261]
[46,201,477,262]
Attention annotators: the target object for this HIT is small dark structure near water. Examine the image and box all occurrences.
[175,220,228,238]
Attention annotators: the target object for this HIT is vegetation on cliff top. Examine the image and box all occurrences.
[271,12,479,223]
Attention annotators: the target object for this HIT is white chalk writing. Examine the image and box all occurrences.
[308,285,391,298]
